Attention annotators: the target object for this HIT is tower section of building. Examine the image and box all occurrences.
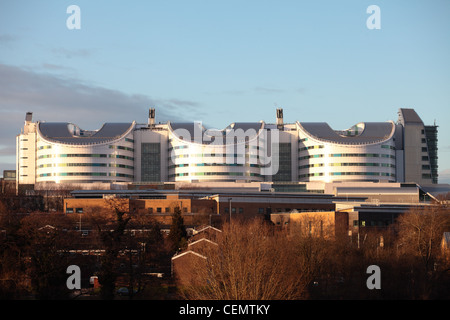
[16,113,37,192]
[397,108,436,185]
[16,113,136,190]
[133,122,169,183]
[167,122,267,183]
[35,122,135,187]
[296,121,397,183]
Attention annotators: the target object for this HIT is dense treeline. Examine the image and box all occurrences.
[0,198,175,299]
[0,195,449,299]
[180,204,450,300]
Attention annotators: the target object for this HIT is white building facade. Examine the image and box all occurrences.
[16,108,437,191]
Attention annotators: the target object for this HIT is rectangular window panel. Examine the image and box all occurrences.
[272,143,292,181]
[141,142,161,182]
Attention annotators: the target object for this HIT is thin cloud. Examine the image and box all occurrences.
[41,63,73,71]
[51,47,93,59]
[0,34,15,43]
[254,86,284,94]
[0,63,202,167]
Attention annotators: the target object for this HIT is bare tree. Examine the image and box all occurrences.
[89,198,131,299]
[17,213,76,299]
[396,204,450,299]
[397,205,450,272]
[179,218,324,300]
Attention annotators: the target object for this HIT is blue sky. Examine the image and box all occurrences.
[1,0,449,181]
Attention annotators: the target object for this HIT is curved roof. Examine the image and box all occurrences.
[37,122,135,145]
[297,121,395,145]
[168,122,264,144]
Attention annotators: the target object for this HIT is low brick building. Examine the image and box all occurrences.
[63,194,217,227]
[271,211,340,239]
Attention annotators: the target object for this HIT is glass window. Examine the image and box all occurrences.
[272,143,292,182]
[141,143,161,182]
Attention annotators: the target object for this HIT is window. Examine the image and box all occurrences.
[258,208,264,214]
[165,207,170,213]
[272,143,292,181]
[157,207,162,213]
[66,208,74,213]
[75,208,83,213]
[231,207,236,213]
[141,143,161,182]
[239,208,243,214]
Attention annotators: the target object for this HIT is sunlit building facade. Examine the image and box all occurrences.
[16,108,438,191]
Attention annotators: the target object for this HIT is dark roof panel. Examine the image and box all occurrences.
[398,108,423,124]
[169,122,264,144]
[38,122,134,145]
[298,122,394,144]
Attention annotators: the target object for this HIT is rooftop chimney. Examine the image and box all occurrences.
[148,108,155,126]
[25,112,33,123]
[276,108,283,128]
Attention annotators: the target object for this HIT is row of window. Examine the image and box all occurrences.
[299,153,396,160]
[38,163,134,169]
[169,172,261,178]
[37,141,134,151]
[169,163,261,169]
[147,207,188,214]
[171,153,260,159]
[39,172,134,178]
[329,172,396,177]
[299,172,396,178]
[299,163,396,169]
[329,153,395,158]
[38,154,134,160]
[299,145,324,151]
[109,145,134,151]
[169,145,263,151]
